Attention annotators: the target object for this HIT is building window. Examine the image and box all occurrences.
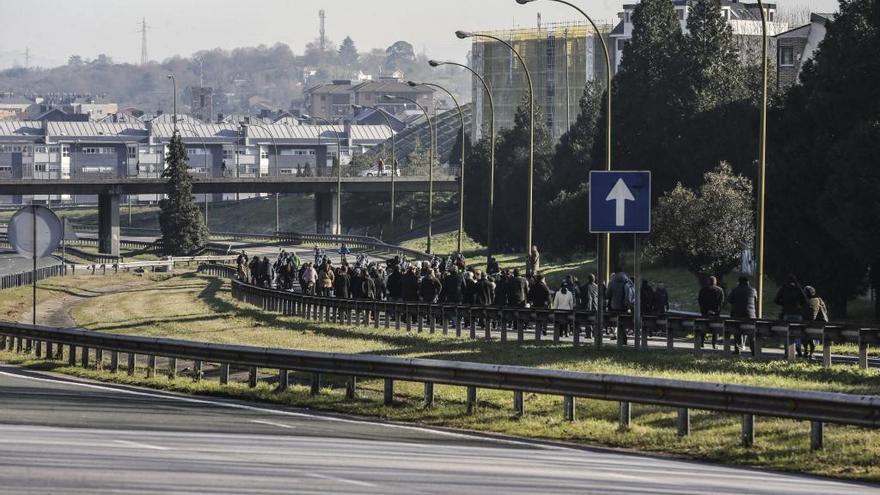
[34,164,47,172]
[128,145,138,159]
[261,149,269,159]
[280,168,294,175]
[780,46,795,67]
[49,146,59,153]
[82,166,114,173]
[34,146,47,153]
[83,147,113,155]
[676,8,684,20]
[62,146,70,158]
[222,149,232,159]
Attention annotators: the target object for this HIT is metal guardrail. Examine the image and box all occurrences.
[199,264,880,370]
[0,321,875,451]
[0,265,67,290]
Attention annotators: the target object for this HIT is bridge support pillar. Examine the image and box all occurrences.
[314,192,338,234]
[98,193,120,256]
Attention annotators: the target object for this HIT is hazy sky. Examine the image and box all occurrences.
[0,0,835,69]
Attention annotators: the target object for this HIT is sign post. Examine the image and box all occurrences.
[8,205,63,326]
[590,171,651,349]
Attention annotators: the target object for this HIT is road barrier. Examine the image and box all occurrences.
[199,264,880,370]
[0,265,68,290]
[1,321,877,451]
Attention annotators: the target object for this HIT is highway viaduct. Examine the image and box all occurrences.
[0,176,458,255]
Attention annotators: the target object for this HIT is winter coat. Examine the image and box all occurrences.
[372,275,386,301]
[441,272,466,304]
[698,285,725,317]
[774,283,808,317]
[474,279,493,306]
[401,272,420,302]
[507,277,529,307]
[728,283,758,319]
[653,288,669,313]
[387,271,402,299]
[419,276,441,303]
[552,289,575,311]
[318,268,335,289]
[528,282,551,309]
[606,273,632,312]
[581,282,599,311]
[807,296,829,322]
[334,272,351,298]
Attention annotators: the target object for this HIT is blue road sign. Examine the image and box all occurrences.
[589,171,651,233]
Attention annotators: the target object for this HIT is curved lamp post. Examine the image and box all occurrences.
[166,74,178,134]
[384,94,435,254]
[456,30,534,258]
[754,0,769,318]
[408,81,466,254]
[352,104,397,237]
[429,59,496,261]
[183,121,211,230]
[303,114,344,235]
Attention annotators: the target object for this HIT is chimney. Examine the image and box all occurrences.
[217,113,224,123]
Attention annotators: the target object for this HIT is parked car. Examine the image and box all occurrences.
[359,165,401,177]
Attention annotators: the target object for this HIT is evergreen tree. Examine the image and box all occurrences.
[159,133,208,256]
[552,81,601,194]
[338,36,359,70]
[447,126,471,167]
[681,0,747,112]
[462,133,492,244]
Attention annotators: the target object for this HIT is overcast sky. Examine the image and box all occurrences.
[0,0,835,69]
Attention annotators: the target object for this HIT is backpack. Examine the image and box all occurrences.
[624,280,636,309]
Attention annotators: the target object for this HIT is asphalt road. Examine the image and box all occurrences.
[0,250,60,277]
[0,365,875,495]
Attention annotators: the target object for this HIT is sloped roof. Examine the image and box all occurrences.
[0,121,42,137]
[46,121,147,139]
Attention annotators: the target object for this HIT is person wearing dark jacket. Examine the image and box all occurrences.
[350,269,365,299]
[580,274,599,311]
[507,269,529,308]
[334,266,351,299]
[387,268,402,301]
[640,280,655,314]
[728,276,757,355]
[372,270,386,301]
[529,275,552,336]
[803,285,828,358]
[474,272,493,306]
[419,269,442,303]
[463,271,477,305]
[774,274,809,356]
[441,267,465,304]
[698,276,725,348]
[401,267,420,302]
[493,271,509,307]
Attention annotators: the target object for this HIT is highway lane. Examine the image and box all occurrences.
[0,365,875,495]
[0,251,60,277]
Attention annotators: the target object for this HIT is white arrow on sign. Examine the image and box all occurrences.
[605,178,636,227]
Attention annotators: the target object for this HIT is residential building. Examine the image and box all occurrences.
[304,77,435,121]
[469,21,613,140]
[609,0,790,73]
[775,13,831,90]
[190,86,214,122]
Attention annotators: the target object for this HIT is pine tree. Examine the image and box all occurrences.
[682,0,746,112]
[159,133,208,256]
[552,81,601,194]
[447,126,471,166]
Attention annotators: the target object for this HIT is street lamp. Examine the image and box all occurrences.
[384,94,435,254]
[754,0,769,318]
[303,114,344,235]
[514,0,615,346]
[429,59,496,261]
[456,29,535,258]
[183,121,211,231]
[166,74,177,134]
[408,80,466,254]
[246,122,280,233]
[352,104,397,237]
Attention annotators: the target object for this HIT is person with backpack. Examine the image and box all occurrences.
[698,276,726,348]
[653,282,670,314]
[803,285,828,358]
[728,276,757,355]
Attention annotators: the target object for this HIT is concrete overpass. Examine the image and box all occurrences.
[0,176,458,256]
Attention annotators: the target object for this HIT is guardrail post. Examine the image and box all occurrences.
[516,319,523,342]
[277,369,288,391]
[109,351,118,373]
[248,367,258,388]
[310,373,321,395]
[44,341,52,360]
[127,353,136,376]
[742,414,755,447]
[35,340,42,358]
[618,402,631,431]
[68,345,76,366]
[193,360,203,382]
[455,308,462,338]
[424,382,434,407]
[81,346,90,368]
[220,363,230,385]
[469,309,476,340]
[859,335,869,370]
[466,386,477,414]
[345,376,356,399]
[822,336,832,368]
[95,348,103,370]
[677,408,690,436]
[810,421,824,451]
[513,391,524,417]
[384,378,394,405]
[563,396,576,421]
[168,358,177,378]
[147,355,156,378]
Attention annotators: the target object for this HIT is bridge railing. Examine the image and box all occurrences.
[198,264,880,370]
[1,320,876,451]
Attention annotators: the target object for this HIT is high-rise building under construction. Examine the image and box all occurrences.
[469,21,612,141]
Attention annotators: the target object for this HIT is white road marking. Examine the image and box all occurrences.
[306,472,376,488]
[114,439,169,451]
[249,419,296,429]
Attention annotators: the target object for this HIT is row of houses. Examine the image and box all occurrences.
[0,119,393,204]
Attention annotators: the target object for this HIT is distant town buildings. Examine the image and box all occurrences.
[304,77,435,121]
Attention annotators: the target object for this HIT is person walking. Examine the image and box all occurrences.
[401,267,420,303]
[640,280,655,314]
[302,263,317,295]
[803,285,828,358]
[728,276,758,355]
[552,284,575,337]
[317,263,335,297]
[507,269,529,308]
[581,274,599,312]
[653,282,670,314]
[606,269,633,313]
[774,274,809,357]
[334,266,351,299]
[526,246,540,278]
[420,269,441,304]
[698,276,726,348]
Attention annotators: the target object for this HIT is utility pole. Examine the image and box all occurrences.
[319,10,326,52]
[140,18,149,65]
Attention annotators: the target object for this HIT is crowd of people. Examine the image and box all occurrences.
[234,244,832,352]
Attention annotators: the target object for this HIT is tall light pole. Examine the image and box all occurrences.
[385,94,435,254]
[429,60,496,260]
[247,122,280,233]
[304,114,344,235]
[515,0,614,343]
[166,74,178,134]
[409,81,466,254]
[183,121,211,231]
[457,30,534,258]
[352,104,397,236]
[755,0,769,318]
